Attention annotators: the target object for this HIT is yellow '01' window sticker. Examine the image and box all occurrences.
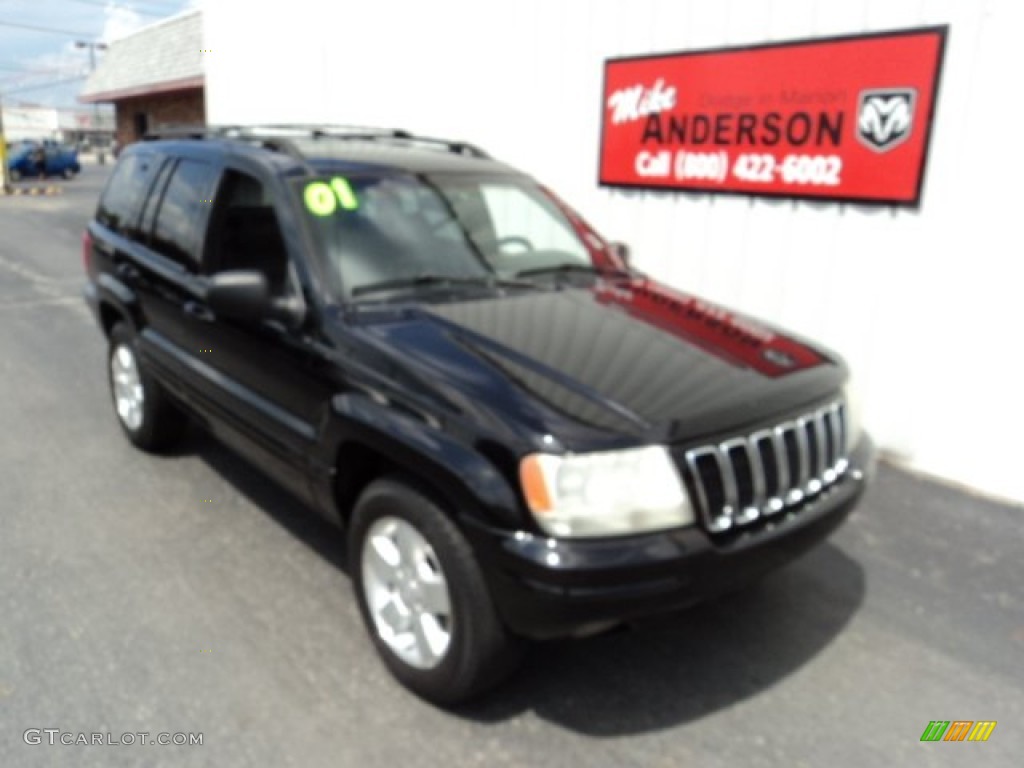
[303,177,359,216]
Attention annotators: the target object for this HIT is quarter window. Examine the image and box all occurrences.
[96,154,158,234]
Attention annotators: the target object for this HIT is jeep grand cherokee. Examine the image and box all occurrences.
[82,125,874,704]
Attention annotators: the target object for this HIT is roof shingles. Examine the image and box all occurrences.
[80,10,204,103]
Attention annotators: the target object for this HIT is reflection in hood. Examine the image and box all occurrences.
[591,280,826,377]
[364,278,843,447]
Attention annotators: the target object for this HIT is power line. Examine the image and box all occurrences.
[0,67,87,84]
[1,71,85,84]
[0,20,98,38]
[61,1,167,18]
[127,0,187,12]
[88,0,186,14]
[1,74,88,95]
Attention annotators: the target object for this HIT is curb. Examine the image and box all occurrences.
[0,186,64,197]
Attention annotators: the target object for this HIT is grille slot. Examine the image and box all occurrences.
[683,401,849,534]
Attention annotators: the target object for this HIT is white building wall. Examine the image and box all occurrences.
[204,0,1024,502]
[1,105,60,141]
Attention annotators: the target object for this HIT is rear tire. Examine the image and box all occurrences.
[62,167,74,180]
[108,323,186,452]
[9,169,20,182]
[350,477,523,705]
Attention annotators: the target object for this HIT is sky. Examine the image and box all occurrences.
[0,0,198,109]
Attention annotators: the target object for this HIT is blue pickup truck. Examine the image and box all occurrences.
[6,141,81,181]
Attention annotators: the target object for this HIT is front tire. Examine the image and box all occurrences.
[350,477,522,705]
[9,169,20,182]
[108,323,186,451]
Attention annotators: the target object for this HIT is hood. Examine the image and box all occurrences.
[356,278,846,449]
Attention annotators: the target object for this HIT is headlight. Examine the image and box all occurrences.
[519,445,695,538]
[843,378,863,452]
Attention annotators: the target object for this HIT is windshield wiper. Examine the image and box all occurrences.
[514,263,634,280]
[352,273,534,298]
[415,175,494,273]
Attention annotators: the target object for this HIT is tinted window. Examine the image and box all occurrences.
[96,154,158,234]
[205,170,292,295]
[137,158,174,239]
[296,174,593,298]
[151,159,219,270]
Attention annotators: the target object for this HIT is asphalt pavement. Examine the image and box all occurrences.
[0,162,1021,767]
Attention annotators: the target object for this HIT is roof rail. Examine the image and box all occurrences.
[225,124,406,138]
[141,123,492,161]
[141,125,213,140]
[302,127,490,158]
[141,124,316,172]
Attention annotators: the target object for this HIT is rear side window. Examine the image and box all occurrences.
[96,154,158,234]
[150,159,219,270]
[138,158,175,239]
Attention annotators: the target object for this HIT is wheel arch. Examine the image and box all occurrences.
[98,300,126,338]
[94,273,142,338]
[325,394,524,533]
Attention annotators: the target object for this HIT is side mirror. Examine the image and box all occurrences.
[205,270,307,329]
[206,270,271,323]
[608,241,632,267]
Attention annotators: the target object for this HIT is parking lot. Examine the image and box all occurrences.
[0,162,1021,767]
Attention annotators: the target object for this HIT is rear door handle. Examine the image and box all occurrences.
[183,301,216,323]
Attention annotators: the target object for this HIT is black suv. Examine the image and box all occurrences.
[83,126,874,704]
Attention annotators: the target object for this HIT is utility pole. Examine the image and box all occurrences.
[75,40,108,164]
[0,91,9,194]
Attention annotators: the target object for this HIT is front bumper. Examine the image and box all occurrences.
[477,435,875,639]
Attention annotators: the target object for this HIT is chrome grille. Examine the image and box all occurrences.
[683,401,849,534]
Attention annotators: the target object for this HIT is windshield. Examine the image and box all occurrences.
[294,173,601,299]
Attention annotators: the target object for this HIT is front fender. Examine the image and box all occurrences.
[322,393,524,530]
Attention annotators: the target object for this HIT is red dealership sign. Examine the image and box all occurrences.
[599,27,947,206]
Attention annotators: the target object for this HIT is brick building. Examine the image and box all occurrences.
[79,10,204,146]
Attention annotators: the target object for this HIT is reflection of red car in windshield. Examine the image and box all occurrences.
[6,142,81,181]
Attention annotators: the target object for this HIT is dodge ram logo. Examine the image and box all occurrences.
[857,89,916,152]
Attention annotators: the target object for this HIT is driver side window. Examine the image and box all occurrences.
[205,170,294,296]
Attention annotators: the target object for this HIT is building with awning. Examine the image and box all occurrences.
[79,9,204,146]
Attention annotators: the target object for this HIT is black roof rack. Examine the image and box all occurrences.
[141,124,314,171]
[298,126,491,159]
[141,125,211,141]
[141,123,491,162]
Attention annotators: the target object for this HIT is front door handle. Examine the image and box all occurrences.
[116,262,139,282]
[183,301,216,323]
